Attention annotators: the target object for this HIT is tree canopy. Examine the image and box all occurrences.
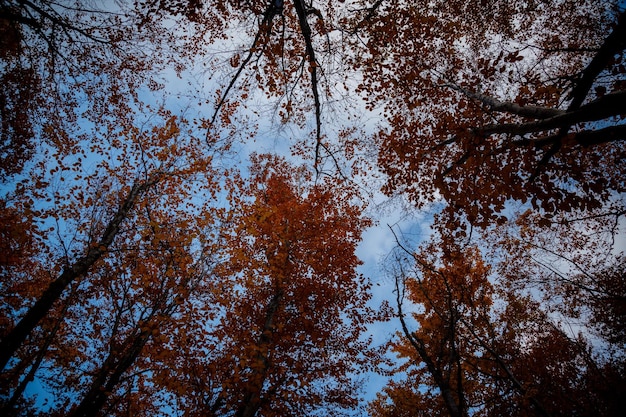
[1,1,624,416]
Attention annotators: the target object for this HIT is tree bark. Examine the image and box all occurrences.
[567,11,626,110]
[479,90,626,137]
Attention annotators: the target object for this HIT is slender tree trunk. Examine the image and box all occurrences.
[2,289,75,416]
[236,289,283,417]
[69,329,151,417]
[0,180,153,371]
[395,274,464,417]
[72,264,180,417]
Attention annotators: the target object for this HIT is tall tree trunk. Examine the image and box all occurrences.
[71,264,180,417]
[395,274,464,417]
[235,289,283,417]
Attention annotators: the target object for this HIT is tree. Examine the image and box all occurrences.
[373,241,498,417]
[149,155,378,416]
[0,0,186,179]
[63,215,218,417]
[2,2,383,414]
[0,1,208,378]
[0,109,220,414]
[372,234,626,417]
[357,0,625,229]
[487,208,626,381]
[356,4,626,412]
[0,176,156,372]
[3,1,624,415]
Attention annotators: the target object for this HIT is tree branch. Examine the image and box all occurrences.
[479,90,626,136]
[444,83,565,119]
[349,0,384,34]
[206,1,279,144]
[292,0,323,173]
[567,11,626,110]
[512,123,626,148]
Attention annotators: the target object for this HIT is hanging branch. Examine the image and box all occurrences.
[292,0,323,172]
[205,1,281,144]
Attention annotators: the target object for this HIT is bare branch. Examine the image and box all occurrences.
[444,83,565,119]
[478,90,626,137]
[206,2,279,144]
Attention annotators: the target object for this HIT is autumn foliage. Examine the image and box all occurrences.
[149,155,376,416]
[359,1,625,414]
[1,0,625,416]
[360,0,625,228]
[370,237,625,417]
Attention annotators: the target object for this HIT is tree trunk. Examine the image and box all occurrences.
[69,329,151,417]
[235,289,283,417]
